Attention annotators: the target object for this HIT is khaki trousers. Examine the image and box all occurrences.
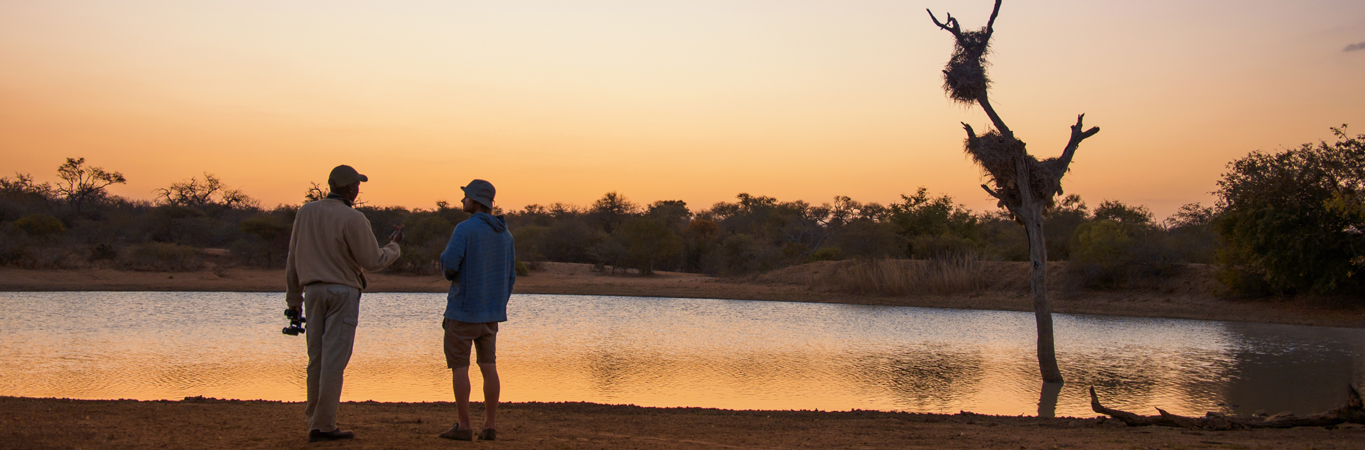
[303,283,361,432]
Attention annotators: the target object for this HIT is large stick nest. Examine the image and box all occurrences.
[965,130,1067,213]
[943,29,992,104]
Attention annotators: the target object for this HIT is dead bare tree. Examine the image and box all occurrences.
[1090,386,1365,429]
[927,0,1099,384]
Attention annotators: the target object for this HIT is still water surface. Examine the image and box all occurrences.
[2,292,1363,417]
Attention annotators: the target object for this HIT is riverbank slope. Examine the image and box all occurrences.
[5,396,1363,449]
[2,261,1362,328]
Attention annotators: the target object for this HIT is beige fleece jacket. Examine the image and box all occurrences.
[285,198,401,306]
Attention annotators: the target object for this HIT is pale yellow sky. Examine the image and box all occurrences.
[2,0,1362,218]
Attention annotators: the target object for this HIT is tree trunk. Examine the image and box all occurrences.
[1016,157,1064,384]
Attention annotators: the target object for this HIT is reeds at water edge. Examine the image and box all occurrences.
[821,252,986,296]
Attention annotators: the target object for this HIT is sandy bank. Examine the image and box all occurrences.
[2,262,1362,328]
[4,396,1364,449]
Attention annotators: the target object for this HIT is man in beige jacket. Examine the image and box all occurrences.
[285,165,403,442]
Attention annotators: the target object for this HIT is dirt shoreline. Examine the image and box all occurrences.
[3,262,1363,328]
[5,396,1364,449]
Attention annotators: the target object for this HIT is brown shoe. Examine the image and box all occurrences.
[478,428,496,441]
[309,429,355,442]
[439,423,473,441]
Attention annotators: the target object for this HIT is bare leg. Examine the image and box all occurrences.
[478,363,500,429]
[452,366,472,430]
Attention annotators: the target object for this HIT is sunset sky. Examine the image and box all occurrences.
[2,0,1362,219]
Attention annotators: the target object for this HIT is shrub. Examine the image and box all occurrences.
[1070,219,1183,289]
[14,214,65,238]
[515,260,530,277]
[89,243,117,261]
[836,219,902,260]
[121,242,203,271]
[1214,126,1365,296]
[809,246,843,262]
[614,216,682,274]
[512,225,548,264]
[1069,220,1132,288]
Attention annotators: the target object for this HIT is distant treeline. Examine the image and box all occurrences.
[3,127,1361,298]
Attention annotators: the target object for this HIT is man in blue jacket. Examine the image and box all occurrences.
[437,179,516,441]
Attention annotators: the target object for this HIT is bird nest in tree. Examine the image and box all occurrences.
[965,130,1065,213]
[943,29,992,104]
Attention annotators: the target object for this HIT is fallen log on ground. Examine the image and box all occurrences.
[1089,385,1365,429]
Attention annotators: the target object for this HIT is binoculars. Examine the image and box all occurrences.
[282,308,307,336]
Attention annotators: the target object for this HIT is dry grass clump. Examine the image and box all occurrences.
[822,252,986,296]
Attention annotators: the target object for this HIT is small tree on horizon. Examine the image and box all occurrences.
[928,0,1100,384]
[55,157,126,216]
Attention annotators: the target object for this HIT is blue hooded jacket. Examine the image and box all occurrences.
[439,212,516,323]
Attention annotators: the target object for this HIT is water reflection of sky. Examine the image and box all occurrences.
[2,292,1362,417]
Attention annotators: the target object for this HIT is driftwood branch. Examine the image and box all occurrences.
[1054,114,1100,175]
[927,10,961,37]
[1090,385,1365,429]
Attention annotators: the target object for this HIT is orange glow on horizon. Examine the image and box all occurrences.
[2,1,1362,219]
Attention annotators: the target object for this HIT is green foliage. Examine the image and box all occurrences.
[1070,220,1133,288]
[1043,195,1089,260]
[836,219,902,260]
[1214,125,1365,296]
[1093,200,1153,226]
[538,219,597,263]
[613,216,682,275]
[647,200,691,231]
[682,219,720,272]
[1164,203,1219,264]
[717,233,765,276]
[886,187,979,244]
[515,260,530,277]
[590,191,638,233]
[512,225,548,263]
[0,173,55,223]
[238,214,290,241]
[809,246,843,262]
[404,214,455,247]
[13,214,65,238]
[236,214,291,266]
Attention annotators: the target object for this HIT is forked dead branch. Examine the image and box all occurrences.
[927,0,1100,384]
[1090,386,1365,429]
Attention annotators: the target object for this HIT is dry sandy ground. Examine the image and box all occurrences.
[5,396,1365,450]
[3,261,1362,328]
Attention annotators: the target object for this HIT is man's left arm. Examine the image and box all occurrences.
[506,233,517,292]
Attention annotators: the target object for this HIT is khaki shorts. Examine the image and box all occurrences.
[443,319,498,369]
